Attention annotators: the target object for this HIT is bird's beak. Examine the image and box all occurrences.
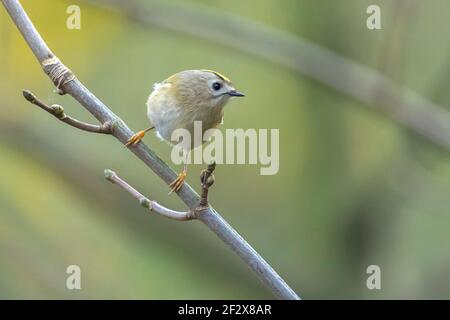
[228,90,245,97]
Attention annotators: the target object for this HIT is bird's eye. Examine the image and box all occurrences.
[212,82,222,91]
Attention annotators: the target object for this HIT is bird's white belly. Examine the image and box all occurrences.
[147,99,182,144]
[146,84,223,150]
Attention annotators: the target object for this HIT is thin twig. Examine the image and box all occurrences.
[104,169,194,221]
[198,162,216,208]
[1,0,300,300]
[22,90,112,134]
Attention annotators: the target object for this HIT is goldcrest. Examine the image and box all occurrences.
[126,69,244,192]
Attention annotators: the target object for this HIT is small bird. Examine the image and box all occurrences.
[126,70,245,193]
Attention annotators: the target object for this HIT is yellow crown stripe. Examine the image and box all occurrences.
[202,70,231,83]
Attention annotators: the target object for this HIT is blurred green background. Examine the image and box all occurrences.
[1,0,450,299]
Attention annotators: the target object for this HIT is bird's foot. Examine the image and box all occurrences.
[125,130,147,147]
[169,170,187,194]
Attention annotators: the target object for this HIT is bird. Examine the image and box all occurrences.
[125,69,245,193]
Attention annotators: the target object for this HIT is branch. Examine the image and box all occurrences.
[23,90,112,134]
[104,169,194,221]
[87,0,450,152]
[1,0,300,300]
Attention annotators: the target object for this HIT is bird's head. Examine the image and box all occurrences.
[165,70,244,110]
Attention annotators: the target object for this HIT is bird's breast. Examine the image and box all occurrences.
[147,90,224,149]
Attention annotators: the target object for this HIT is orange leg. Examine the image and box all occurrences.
[169,158,189,194]
[125,127,154,147]
[169,170,187,193]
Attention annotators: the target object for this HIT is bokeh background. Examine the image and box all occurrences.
[1,0,450,299]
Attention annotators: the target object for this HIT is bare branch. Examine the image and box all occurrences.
[104,169,194,221]
[23,90,112,134]
[1,0,300,300]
